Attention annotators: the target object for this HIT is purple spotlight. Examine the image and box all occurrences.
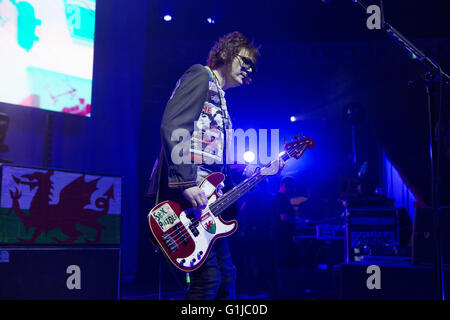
[163,14,172,22]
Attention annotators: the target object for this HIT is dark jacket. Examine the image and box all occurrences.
[145,64,232,204]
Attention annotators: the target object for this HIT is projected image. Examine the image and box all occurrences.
[0,0,95,117]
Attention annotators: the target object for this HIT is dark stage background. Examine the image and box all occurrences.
[0,0,449,299]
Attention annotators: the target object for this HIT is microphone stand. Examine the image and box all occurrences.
[352,0,449,300]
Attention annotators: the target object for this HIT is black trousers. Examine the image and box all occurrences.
[184,237,236,300]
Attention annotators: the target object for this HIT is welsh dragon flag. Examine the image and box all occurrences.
[0,165,121,244]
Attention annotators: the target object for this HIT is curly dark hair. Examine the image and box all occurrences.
[206,31,260,71]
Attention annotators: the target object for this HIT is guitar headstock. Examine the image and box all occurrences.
[283,136,315,160]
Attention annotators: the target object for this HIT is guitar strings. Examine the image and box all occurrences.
[161,149,296,246]
[163,164,265,243]
[165,171,264,245]
[168,173,262,243]
[209,151,293,215]
[163,151,295,245]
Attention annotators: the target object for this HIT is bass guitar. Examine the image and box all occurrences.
[148,137,315,271]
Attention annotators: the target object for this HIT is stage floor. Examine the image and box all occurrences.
[121,256,449,300]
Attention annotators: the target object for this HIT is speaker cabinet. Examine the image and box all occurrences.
[0,247,121,299]
[335,258,450,299]
[412,206,450,266]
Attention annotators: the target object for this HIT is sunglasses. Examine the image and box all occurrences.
[237,55,256,75]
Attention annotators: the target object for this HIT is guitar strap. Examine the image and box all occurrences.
[204,66,231,171]
[204,66,238,220]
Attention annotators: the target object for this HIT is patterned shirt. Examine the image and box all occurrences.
[190,66,232,166]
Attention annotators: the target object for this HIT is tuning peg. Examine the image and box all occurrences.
[294,133,301,140]
[301,132,305,138]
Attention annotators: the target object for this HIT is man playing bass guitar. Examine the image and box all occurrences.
[145,31,287,300]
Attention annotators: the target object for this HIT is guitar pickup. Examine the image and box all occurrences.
[174,224,189,246]
[186,210,200,237]
[189,223,199,237]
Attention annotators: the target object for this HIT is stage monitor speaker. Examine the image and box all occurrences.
[412,206,450,266]
[335,258,450,300]
[0,247,121,300]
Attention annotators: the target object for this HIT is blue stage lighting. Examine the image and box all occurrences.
[290,116,296,122]
[163,14,172,22]
[206,17,215,24]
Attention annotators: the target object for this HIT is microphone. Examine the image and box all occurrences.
[241,66,253,85]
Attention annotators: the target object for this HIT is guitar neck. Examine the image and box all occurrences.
[209,152,291,217]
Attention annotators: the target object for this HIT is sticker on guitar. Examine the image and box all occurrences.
[200,213,216,234]
[152,203,180,232]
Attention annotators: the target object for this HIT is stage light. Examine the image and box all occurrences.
[206,17,215,24]
[163,14,172,22]
[290,116,296,122]
[243,151,255,163]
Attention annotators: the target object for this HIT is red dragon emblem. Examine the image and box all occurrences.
[200,213,216,234]
[7,170,114,244]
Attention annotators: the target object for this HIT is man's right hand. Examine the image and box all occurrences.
[182,186,208,210]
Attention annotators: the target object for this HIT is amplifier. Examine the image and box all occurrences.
[335,259,450,299]
[316,224,345,240]
[0,164,122,245]
[343,197,397,262]
[0,247,121,299]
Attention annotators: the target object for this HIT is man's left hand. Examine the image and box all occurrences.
[260,158,286,176]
